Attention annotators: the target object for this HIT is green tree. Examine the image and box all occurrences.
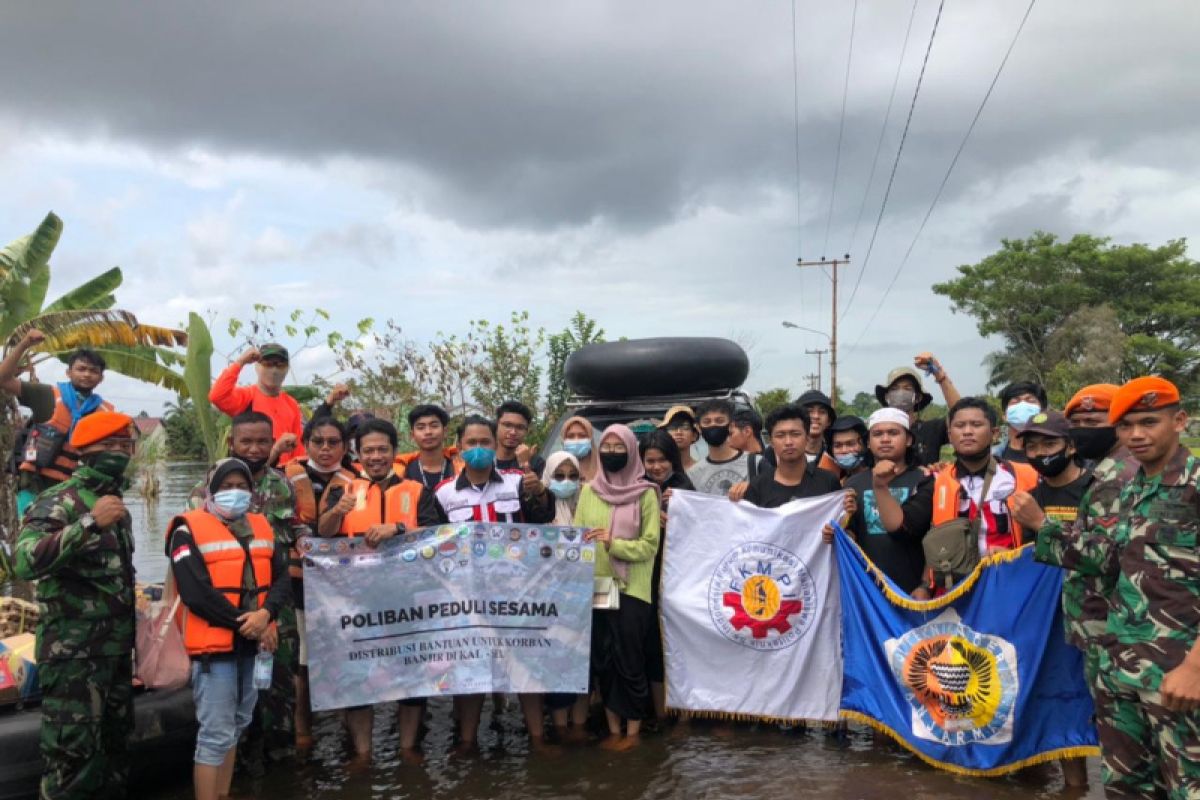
[754,387,792,416]
[837,391,878,418]
[545,312,606,420]
[933,232,1200,404]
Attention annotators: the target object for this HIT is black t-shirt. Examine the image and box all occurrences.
[846,468,934,593]
[911,417,948,466]
[1000,444,1029,465]
[743,461,841,509]
[403,457,456,491]
[1031,470,1093,527]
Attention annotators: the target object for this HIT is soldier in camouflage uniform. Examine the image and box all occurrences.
[1033,377,1200,799]
[188,410,306,774]
[12,411,138,800]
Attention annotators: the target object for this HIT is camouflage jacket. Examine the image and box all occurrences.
[1036,445,1200,691]
[1035,451,1135,650]
[188,466,307,546]
[13,465,136,661]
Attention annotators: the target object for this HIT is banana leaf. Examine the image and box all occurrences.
[283,385,321,405]
[183,312,221,462]
[0,212,64,339]
[5,309,187,352]
[85,346,188,394]
[42,266,122,314]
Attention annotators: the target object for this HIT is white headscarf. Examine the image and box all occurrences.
[541,451,582,525]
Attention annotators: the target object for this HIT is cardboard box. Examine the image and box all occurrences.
[0,633,39,706]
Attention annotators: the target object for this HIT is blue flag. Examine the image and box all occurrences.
[834,528,1099,776]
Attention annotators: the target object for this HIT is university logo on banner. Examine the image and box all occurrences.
[834,527,1099,775]
[302,524,594,711]
[662,490,844,722]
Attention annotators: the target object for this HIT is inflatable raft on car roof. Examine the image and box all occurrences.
[564,337,749,400]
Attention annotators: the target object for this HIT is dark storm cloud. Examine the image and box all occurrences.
[1,1,1197,233]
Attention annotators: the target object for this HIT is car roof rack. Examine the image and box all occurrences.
[566,387,752,409]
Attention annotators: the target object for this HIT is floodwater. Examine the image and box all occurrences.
[126,464,1105,800]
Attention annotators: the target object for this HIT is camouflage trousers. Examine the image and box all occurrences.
[38,655,133,800]
[236,604,299,776]
[1095,676,1200,799]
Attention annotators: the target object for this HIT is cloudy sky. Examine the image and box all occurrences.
[2,1,1197,414]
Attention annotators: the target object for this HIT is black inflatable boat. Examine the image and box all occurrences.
[0,687,196,800]
[565,337,749,399]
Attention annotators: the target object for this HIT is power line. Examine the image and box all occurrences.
[846,0,921,256]
[821,0,858,258]
[789,0,809,326]
[839,0,945,316]
[849,0,1038,350]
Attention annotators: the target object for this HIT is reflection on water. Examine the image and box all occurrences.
[127,462,207,585]
[131,465,1103,800]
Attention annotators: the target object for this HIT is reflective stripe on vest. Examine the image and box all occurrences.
[173,510,276,656]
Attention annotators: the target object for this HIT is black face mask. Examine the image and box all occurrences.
[1069,426,1117,461]
[1030,450,1072,478]
[599,452,629,473]
[239,456,269,474]
[700,426,730,447]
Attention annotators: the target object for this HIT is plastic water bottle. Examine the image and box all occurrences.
[253,648,273,690]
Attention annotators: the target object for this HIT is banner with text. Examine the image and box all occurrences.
[302,523,595,711]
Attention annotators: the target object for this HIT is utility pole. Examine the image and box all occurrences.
[796,254,849,407]
[804,348,827,396]
[804,373,820,391]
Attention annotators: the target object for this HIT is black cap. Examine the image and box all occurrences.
[795,390,837,422]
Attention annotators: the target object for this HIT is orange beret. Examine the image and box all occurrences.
[1108,377,1181,424]
[1065,384,1120,417]
[70,411,135,448]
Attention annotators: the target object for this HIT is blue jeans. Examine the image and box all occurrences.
[191,656,258,766]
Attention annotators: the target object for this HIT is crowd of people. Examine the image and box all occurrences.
[2,329,1199,800]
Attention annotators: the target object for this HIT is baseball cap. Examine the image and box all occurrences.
[259,343,289,362]
[1019,410,1071,439]
[658,405,697,429]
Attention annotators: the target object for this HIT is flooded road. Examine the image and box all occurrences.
[127,465,1104,800]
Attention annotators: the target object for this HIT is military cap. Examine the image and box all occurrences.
[70,411,135,448]
[1108,377,1181,424]
[1064,384,1120,417]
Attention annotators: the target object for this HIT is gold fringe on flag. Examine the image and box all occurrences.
[839,710,1100,777]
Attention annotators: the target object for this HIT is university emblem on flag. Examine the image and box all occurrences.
[707,541,817,651]
[885,609,1018,745]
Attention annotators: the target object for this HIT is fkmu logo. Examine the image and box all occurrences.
[707,541,817,651]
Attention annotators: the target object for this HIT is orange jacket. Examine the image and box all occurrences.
[208,362,306,463]
[338,475,423,534]
[931,460,1039,549]
[283,460,355,578]
[19,386,115,483]
[174,510,275,656]
[393,447,464,476]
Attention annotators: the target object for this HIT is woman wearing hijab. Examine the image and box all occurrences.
[575,424,661,752]
[558,415,599,482]
[540,451,588,739]
[542,451,583,527]
[167,458,290,800]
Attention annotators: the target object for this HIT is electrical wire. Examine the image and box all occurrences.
[846,0,921,256]
[839,0,945,316]
[849,0,1038,350]
[790,0,810,325]
[821,0,858,258]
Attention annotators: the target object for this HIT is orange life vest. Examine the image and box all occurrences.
[930,460,1039,548]
[174,510,275,656]
[393,447,464,477]
[19,386,115,483]
[284,460,355,578]
[338,475,423,535]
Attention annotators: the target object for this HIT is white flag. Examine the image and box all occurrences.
[662,490,844,721]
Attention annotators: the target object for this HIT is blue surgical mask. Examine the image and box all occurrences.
[1005,401,1041,427]
[834,452,864,470]
[212,489,252,519]
[548,479,579,499]
[462,446,496,471]
[563,439,592,459]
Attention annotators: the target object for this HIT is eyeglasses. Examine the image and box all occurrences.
[309,437,343,448]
